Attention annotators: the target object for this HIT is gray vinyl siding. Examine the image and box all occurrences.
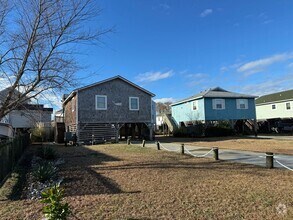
[77,78,152,123]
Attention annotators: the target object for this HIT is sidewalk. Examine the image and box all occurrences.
[138,141,293,171]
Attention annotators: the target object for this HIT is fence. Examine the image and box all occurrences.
[128,140,293,172]
[0,134,30,184]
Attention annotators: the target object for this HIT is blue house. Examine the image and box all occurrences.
[171,87,257,128]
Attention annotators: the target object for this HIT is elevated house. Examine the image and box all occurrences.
[256,89,293,132]
[63,75,156,143]
[170,87,257,132]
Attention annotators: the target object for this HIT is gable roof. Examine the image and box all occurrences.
[63,75,155,104]
[255,89,293,105]
[171,87,257,106]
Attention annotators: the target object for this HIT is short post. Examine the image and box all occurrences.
[266,152,274,169]
[127,137,130,145]
[181,144,185,154]
[142,139,146,147]
[156,141,160,150]
[213,147,219,160]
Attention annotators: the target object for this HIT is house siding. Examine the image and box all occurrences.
[64,94,77,128]
[204,98,256,120]
[77,78,152,123]
[256,100,293,120]
[171,98,205,124]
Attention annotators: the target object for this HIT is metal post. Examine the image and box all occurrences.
[181,144,184,154]
[266,152,274,169]
[142,139,146,147]
[156,141,160,150]
[213,147,219,160]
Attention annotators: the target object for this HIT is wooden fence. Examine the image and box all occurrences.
[0,134,30,184]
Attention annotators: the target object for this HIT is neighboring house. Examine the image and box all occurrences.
[256,89,293,132]
[62,75,155,143]
[0,88,53,135]
[9,104,53,129]
[156,113,164,130]
[171,87,257,128]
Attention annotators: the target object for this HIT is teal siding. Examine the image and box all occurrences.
[171,98,256,125]
[204,98,256,120]
[171,99,205,123]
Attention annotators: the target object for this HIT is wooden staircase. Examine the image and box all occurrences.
[162,114,178,133]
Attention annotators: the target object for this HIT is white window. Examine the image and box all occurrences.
[286,102,291,110]
[95,95,107,110]
[236,99,248,109]
[129,97,139,110]
[212,99,225,110]
[272,104,276,110]
[192,100,198,110]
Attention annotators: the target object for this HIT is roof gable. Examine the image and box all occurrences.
[171,87,257,106]
[63,75,155,104]
[256,89,293,104]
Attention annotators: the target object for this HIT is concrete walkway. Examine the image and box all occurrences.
[248,135,293,140]
[136,141,293,171]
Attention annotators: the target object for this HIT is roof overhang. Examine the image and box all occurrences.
[63,75,155,105]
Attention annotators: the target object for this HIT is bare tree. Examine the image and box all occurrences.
[0,0,110,119]
[156,102,172,114]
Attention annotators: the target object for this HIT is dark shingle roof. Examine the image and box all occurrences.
[256,89,293,105]
[171,87,257,106]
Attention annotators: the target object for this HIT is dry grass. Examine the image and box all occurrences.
[0,144,293,219]
[157,136,293,155]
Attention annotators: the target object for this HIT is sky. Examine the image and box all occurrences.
[74,0,293,105]
[2,0,293,109]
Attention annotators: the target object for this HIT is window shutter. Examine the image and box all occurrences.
[212,99,216,109]
[222,99,225,109]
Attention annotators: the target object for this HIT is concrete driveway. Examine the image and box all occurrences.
[135,141,293,171]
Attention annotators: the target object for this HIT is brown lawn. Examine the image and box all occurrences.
[0,144,293,219]
[156,136,293,155]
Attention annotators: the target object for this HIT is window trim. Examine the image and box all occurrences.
[236,99,248,110]
[272,104,276,110]
[192,100,198,111]
[71,97,75,112]
[95,95,107,110]
[129,97,139,111]
[212,99,225,110]
[286,102,291,110]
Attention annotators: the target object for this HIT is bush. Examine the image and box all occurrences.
[36,146,57,160]
[33,161,57,183]
[41,184,70,220]
[31,127,46,142]
[173,127,188,137]
[205,126,235,137]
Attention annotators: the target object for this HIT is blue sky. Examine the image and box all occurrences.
[64,0,293,106]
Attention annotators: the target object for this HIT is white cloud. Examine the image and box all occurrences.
[185,73,208,78]
[154,97,176,103]
[200,9,213,18]
[136,70,173,83]
[0,75,14,89]
[159,3,170,11]
[240,73,293,96]
[237,53,293,76]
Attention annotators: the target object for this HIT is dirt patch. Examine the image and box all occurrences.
[157,136,293,155]
[0,144,292,219]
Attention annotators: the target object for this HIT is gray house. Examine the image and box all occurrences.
[63,75,156,143]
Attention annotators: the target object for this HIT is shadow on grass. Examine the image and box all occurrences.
[0,151,33,201]
[54,144,126,196]
[1,143,126,200]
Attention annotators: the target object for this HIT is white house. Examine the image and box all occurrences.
[256,89,293,120]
